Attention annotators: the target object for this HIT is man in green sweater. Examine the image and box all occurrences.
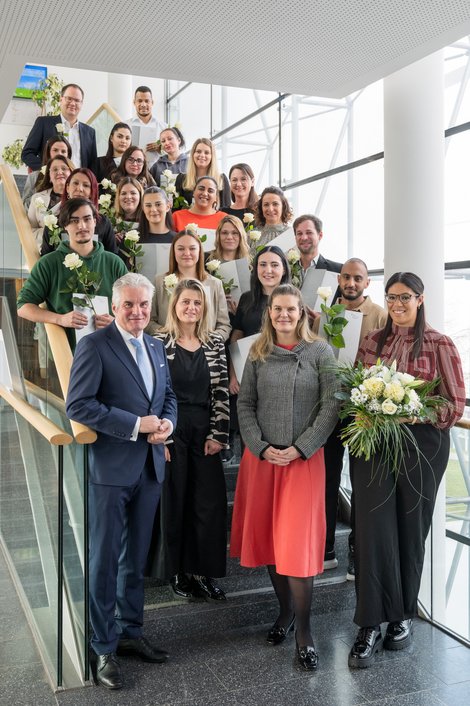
[17,198,127,349]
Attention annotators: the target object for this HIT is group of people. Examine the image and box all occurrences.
[15,80,466,690]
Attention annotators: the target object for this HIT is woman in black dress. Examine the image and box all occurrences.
[152,278,230,601]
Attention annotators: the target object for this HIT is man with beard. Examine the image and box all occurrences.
[323,258,387,577]
[293,214,342,281]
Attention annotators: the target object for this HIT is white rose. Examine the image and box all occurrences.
[249,229,261,242]
[243,212,254,224]
[185,223,199,235]
[101,178,111,189]
[174,122,182,130]
[162,169,173,178]
[166,184,176,195]
[164,273,178,292]
[98,194,112,207]
[287,248,300,264]
[40,165,47,175]
[317,286,332,301]
[206,259,221,273]
[43,213,58,229]
[35,197,47,212]
[125,229,140,242]
[63,253,82,270]
[56,123,65,134]
[381,399,398,415]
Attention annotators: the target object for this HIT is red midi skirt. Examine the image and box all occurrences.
[230,448,326,577]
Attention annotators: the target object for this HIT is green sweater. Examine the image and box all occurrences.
[17,240,127,348]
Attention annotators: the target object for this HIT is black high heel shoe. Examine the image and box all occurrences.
[295,633,318,670]
[266,614,295,645]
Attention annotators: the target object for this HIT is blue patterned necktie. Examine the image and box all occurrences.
[129,337,154,398]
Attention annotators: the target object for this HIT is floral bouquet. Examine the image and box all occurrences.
[206,258,237,295]
[335,358,445,469]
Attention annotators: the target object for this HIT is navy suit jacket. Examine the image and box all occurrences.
[21,114,97,172]
[66,322,177,486]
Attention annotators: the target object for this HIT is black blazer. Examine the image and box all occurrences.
[21,115,97,172]
[316,253,343,273]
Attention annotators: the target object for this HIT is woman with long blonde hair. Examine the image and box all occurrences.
[174,137,230,209]
[149,278,229,601]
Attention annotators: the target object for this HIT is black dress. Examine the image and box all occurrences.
[151,344,227,579]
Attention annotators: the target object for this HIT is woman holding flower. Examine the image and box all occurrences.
[147,229,231,341]
[23,135,73,210]
[253,186,294,251]
[110,145,156,189]
[348,271,465,669]
[150,127,188,186]
[231,284,339,670]
[225,163,258,220]
[28,155,74,250]
[229,246,290,394]
[148,278,229,601]
[96,122,132,182]
[113,176,143,241]
[206,215,250,317]
[172,176,228,235]
[174,138,230,210]
[41,169,117,255]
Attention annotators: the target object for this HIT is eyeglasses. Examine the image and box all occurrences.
[127,157,144,165]
[384,294,419,303]
[62,96,82,104]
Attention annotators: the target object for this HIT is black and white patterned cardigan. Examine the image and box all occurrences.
[154,332,230,447]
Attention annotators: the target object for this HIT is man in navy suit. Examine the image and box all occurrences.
[66,272,177,690]
[22,83,97,172]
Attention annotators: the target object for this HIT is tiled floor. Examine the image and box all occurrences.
[1,540,470,706]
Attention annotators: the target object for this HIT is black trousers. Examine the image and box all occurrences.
[351,424,450,627]
[324,419,355,555]
[150,404,227,579]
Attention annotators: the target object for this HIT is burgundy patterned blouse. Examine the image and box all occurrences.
[357,324,466,429]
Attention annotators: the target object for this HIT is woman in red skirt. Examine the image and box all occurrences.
[230,284,339,669]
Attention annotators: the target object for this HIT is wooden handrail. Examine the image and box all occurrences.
[86,102,122,126]
[0,383,73,446]
[0,166,97,445]
[456,417,470,430]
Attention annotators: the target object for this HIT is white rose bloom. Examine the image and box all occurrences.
[56,123,64,134]
[166,184,176,194]
[125,230,140,243]
[40,165,47,175]
[243,212,255,224]
[249,229,261,242]
[206,259,221,273]
[174,122,182,130]
[101,178,111,189]
[43,214,58,229]
[317,286,332,301]
[162,169,173,178]
[63,253,83,270]
[164,273,178,289]
[381,399,398,415]
[98,194,111,207]
[287,248,300,264]
[35,197,47,211]
[186,223,199,235]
